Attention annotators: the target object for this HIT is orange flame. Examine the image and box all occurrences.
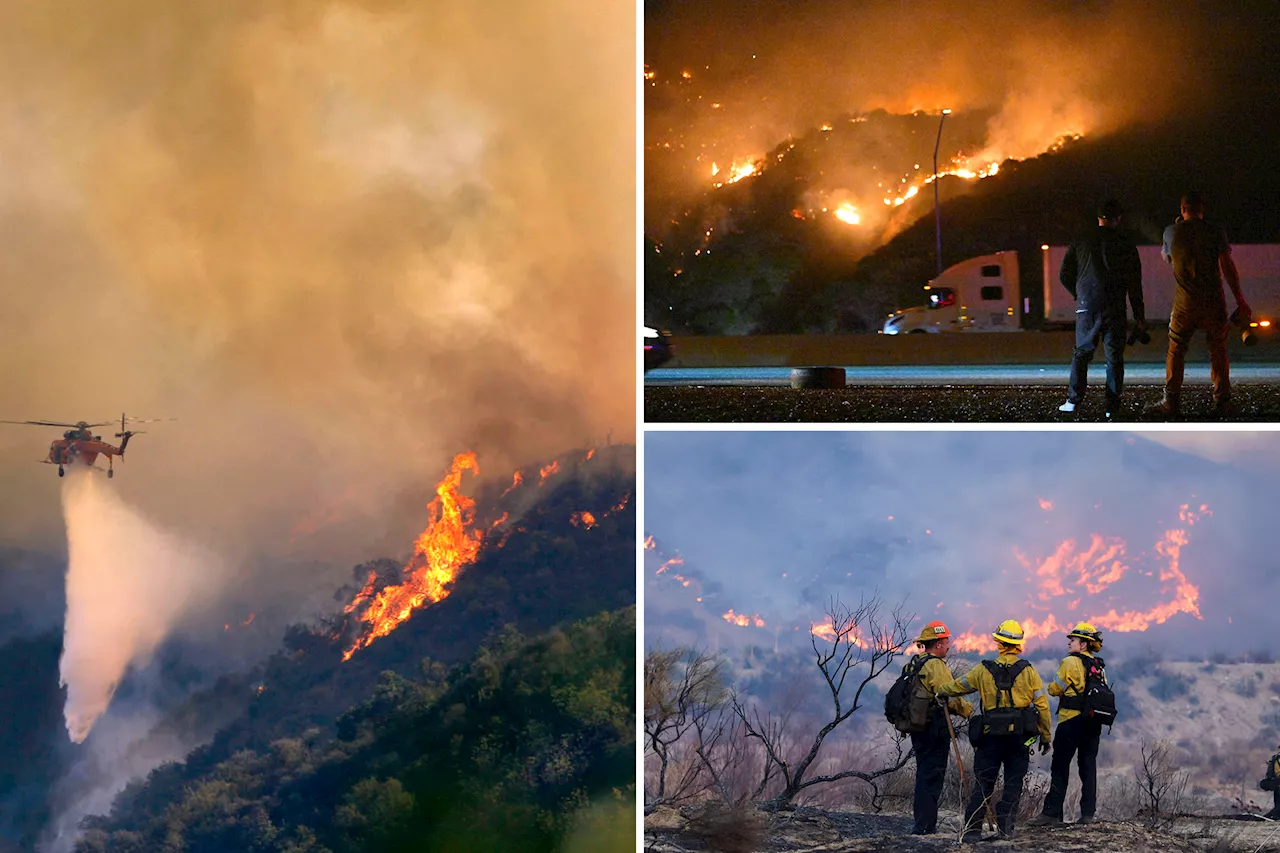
[571,511,597,529]
[723,609,766,628]
[539,461,560,483]
[949,506,1206,652]
[644,535,656,550]
[490,511,509,530]
[501,471,523,497]
[586,448,596,460]
[656,556,684,575]
[342,452,482,661]
[1039,498,1054,511]
[242,613,255,626]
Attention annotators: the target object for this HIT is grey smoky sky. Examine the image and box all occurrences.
[645,431,1280,656]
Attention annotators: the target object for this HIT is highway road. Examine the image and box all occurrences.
[645,364,1280,387]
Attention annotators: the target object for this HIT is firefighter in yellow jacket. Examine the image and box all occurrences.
[1029,622,1106,826]
[936,619,1051,841]
[904,621,973,835]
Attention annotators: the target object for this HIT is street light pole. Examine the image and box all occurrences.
[933,109,951,276]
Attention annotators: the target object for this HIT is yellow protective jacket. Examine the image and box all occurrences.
[935,651,1052,742]
[1271,754,1280,780]
[1046,652,1097,725]
[916,656,973,719]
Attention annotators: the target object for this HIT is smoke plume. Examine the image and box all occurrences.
[59,468,222,743]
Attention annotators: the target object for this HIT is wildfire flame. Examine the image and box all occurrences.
[834,203,860,225]
[644,535,656,550]
[711,159,758,188]
[1039,498,1054,511]
[949,504,1206,652]
[539,461,560,483]
[723,609,766,628]
[571,511,597,529]
[501,471,523,497]
[342,452,482,661]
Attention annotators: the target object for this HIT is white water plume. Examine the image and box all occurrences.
[58,468,220,743]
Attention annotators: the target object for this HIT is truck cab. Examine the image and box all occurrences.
[882,251,1020,333]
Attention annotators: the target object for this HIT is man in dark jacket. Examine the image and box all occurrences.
[1146,191,1249,418]
[1058,199,1145,418]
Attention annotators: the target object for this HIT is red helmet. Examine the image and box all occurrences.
[915,620,950,644]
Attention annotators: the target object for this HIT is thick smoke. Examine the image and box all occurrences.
[646,0,1269,195]
[59,468,222,742]
[645,431,1278,658]
[0,0,634,570]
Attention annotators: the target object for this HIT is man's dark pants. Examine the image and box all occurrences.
[964,735,1031,836]
[1165,296,1231,404]
[1069,309,1127,409]
[910,728,951,833]
[1039,715,1102,820]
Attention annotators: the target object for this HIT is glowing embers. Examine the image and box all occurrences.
[342,452,482,661]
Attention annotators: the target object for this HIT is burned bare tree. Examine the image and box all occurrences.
[735,594,913,807]
[644,646,731,808]
[1135,738,1188,830]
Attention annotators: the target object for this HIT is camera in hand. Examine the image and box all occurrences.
[1230,307,1257,347]
[1126,327,1151,346]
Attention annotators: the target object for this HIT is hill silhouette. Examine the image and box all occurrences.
[647,105,1280,334]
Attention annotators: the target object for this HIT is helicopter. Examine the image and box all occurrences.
[0,413,172,478]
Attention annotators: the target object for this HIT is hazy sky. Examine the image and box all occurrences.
[645,430,1280,656]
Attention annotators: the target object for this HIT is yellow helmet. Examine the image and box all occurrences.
[993,619,1026,646]
[1067,622,1103,645]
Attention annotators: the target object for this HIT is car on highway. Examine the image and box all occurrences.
[644,326,674,371]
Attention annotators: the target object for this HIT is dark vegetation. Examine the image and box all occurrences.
[646,106,1280,335]
[76,608,635,853]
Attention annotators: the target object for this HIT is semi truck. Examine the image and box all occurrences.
[881,244,1280,334]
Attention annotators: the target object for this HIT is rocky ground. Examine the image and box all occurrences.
[644,385,1280,423]
[644,804,1280,853]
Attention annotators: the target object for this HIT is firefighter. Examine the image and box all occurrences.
[936,619,1051,841]
[905,620,973,835]
[1028,623,1107,826]
[1263,747,1280,819]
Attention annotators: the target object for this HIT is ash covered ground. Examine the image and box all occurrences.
[645,805,1280,853]
[644,385,1280,424]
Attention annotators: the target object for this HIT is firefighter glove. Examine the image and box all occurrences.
[1038,739,1051,756]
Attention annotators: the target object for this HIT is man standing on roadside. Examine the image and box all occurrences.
[1058,199,1145,420]
[1147,191,1250,418]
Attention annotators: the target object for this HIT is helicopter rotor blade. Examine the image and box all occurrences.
[0,420,88,428]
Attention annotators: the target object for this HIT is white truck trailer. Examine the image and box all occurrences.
[882,245,1280,334]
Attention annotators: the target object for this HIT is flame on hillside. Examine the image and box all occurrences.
[571,511,597,529]
[723,609,766,628]
[342,452,482,661]
[949,502,1207,652]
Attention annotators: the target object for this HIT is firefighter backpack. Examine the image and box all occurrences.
[884,654,936,734]
[1059,653,1117,729]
